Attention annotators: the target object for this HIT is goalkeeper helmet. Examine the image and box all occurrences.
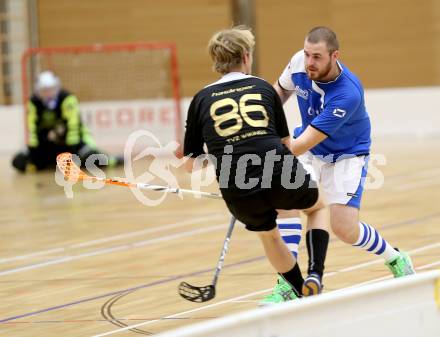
[35,71,61,105]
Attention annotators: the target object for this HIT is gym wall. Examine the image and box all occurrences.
[256,0,440,87]
[37,0,231,97]
[36,0,440,93]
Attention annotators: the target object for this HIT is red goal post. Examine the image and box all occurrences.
[21,42,182,154]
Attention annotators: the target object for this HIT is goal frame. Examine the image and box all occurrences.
[21,42,182,147]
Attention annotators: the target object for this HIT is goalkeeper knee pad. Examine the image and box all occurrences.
[12,151,30,172]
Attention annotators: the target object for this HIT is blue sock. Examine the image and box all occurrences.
[277,217,302,259]
[353,222,399,262]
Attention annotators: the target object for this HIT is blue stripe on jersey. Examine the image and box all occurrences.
[346,156,369,209]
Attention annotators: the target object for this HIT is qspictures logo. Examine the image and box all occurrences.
[56,131,387,206]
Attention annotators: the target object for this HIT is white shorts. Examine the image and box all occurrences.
[298,152,369,209]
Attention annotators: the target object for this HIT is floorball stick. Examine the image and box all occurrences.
[178,216,236,302]
[56,152,222,200]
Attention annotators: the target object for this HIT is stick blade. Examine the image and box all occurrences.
[56,152,81,182]
[178,282,216,303]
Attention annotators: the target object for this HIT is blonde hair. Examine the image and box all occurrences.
[208,26,255,74]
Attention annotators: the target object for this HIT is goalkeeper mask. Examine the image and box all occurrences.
[35,71,61,108]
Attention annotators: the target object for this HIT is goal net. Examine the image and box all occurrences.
[21,43,182,155]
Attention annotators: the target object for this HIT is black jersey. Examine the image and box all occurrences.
[184,72,297,195]
[27,89,96,148]
[30,89,72,129]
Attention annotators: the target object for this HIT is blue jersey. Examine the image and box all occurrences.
[278,50,371,161]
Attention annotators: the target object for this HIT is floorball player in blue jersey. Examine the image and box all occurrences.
[262,26,415,304]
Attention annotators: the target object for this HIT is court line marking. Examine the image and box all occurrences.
[91,241,440,336]
[2,261,437,325]
[2,211,438,277]
[417,260,440,270]
[0,317,218,324]
[338,241,440,272]
[0,255,266,323]
[0,213,438,324]
[231,259,440,303]
[0,223,230,277]
[3,168,437,265]
[72,214,225,249]
[0,214,225,264]
[0,248,66,264]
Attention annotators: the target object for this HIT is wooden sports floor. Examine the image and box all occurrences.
[0,139,439,336]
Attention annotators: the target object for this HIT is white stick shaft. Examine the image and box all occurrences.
[136,183,222,199]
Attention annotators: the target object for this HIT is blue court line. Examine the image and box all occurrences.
[0,255,265,323]
[1,211,439,324]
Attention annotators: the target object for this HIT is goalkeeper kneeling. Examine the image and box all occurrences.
[12,71,123,173]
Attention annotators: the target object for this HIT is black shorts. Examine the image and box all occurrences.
[221,174,318,232]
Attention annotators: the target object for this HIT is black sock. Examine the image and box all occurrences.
[306,229,329,278]
[280,263,304,297]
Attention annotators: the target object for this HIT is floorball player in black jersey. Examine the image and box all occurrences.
[183,26,320,303]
